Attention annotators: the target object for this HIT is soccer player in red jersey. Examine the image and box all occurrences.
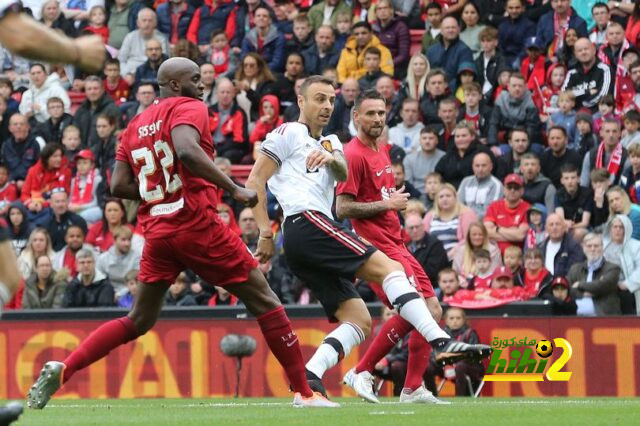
[337,90,491,404]
[27,58,336,409]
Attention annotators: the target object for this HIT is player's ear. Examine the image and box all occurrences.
[297,93,304,110]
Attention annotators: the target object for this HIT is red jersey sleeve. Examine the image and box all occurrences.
[483,201,498,224]
[170,100,209,138]
[336,150,364,197]
[115,130,130,163]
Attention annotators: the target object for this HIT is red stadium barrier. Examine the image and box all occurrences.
[410,29,425,56]
[1,316,639,399]
[230,165,253,185]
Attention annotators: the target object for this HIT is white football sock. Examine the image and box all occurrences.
[306,322,365,378]
[382,271,449,342]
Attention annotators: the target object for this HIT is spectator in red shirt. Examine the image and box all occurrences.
[86,198,134,252]
[0,164,18,216]
[52,224,90,279]
[21,143,72,214]
[250,94,283,145]
[83,5,109,44]
[484,173,531,254]
[103,58,131,106]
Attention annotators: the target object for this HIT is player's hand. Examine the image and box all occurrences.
[386,186,409,211]
[306,149,333,171]
[255,237,275,263]
[232,186,258,207]
[73,35,107,73]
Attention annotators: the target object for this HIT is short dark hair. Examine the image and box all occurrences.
[104,57,120,68]
[30,63,46,73]
[355,89,387,110]
[364,46,381,58]
[473,248,491,260]
[592,2,609,13]
[421,125,439,137]
[66,224,86,237]
[560,163,579,176]
[210,28,227,41]
[39,143,64,167]
[287,51,305,66]
[625,109,640,123]
[47,96,64,107]
[508,127,529,140]
[548,125,567,138]
[391,161,404,172]
[599,94,615,107]
[299,75,336,97]
[0,77,12,88]
[352,21,372,32]
[520,152,540,162]
[425,2,442,12]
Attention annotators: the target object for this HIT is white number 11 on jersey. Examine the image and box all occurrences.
[131,140,183,202]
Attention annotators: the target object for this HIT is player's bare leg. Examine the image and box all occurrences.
[27,281,167,409]
[225,268,339,408]
[304,298,371,399]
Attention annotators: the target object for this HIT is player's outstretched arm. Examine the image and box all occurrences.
[336,187,409,220]
[245,154,278,263]
[111,160,142,200]
[172,125,257,206]
[0,11,105,72]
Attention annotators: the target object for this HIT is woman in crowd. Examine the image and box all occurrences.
[607,186,640,240]
[604,214,640,315]
[21,143,72,215]
[40,0,76,37]
[459,1,485,57]
[423,183,478,258]
[22,254,67,309]
[86,198,133,252]
[92,114,117,204]
[234,52,276,122]
[398,53,430,106]
[451,221,502,281]
[17,227,55,280]
[6,201,34,256]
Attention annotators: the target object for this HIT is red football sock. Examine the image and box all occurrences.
[355,314,413,374]
[257,306,313,397]
[62,317,139,383]
[404,330,431,391]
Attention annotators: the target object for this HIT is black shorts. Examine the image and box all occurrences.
[283,210,377,322]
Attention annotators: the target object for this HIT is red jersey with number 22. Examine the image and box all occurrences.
[116,97,218,239]
[337,137,403,250]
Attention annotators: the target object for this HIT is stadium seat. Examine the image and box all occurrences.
[231,165,254,185]
[436,365,484,398]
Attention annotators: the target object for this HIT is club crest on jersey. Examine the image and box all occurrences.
[320,139,333,153]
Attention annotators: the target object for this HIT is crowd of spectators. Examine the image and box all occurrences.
[1,0,640,317]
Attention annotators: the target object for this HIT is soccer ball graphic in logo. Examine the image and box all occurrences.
[536,340,553,358]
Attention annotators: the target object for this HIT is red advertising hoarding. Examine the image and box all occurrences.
[1,316,639,399]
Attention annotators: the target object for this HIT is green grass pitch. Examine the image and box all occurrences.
[6,397,640,425]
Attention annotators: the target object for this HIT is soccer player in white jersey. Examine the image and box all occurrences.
[246,75,491,398]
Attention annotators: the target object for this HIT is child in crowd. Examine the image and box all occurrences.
[460,82,489,140]
[575,111,598,157]
[204,30,238,78]
[103,58,130,106]
[502,245,524,286]
[621,109,640,148]
[520,37,547,92]
[0,77,19,114]
[358,47,387,92]
[250,95,283,145]
[0,163,17,216]
[492,69,511,103]
[524,203,547,249]
[83,5,109,44]
[117,269,140,309]
[476,26,503,104]
[467,248,495,290]
[165,272,197,306]
[454,63,477,104]
[335,12,352,52]
[421,2,442,52]
[549,91,577,148]
[424,307,484,396]
[69,149,102,224]
[61,125,83,170]
[621,143,640,203]
[555,164,593,242]
[593,95,619,135]
[534,63,566,119]
[438,267,460,301]
[422,172,442,212]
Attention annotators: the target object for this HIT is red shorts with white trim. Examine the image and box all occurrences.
[139,217,258,286]
[368,245,436,309]
[282,210,376,321]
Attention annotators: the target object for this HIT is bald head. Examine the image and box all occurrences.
[545,213,566,241]
[574,38,595,66]
[157,57,203,99]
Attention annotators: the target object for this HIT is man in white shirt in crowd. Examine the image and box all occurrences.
[403,126,444,194]
[389,98,424,153]
[458,151,503,220]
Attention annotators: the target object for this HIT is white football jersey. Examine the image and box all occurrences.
[260,122,342,219]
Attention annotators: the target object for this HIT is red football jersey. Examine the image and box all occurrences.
[116,97,219,238]
[483,199,531,254]
[336,137,403,250]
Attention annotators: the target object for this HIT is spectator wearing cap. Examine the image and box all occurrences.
[458,151,503,220]
[42,187,88,252]
[538,213,585,278]
[240,6,286,73]
[540,126,584,188]
[562,38,612,113]
[307,0,352,32]
[498,0,536,68]
[21,143,72,217]
[484,173,531,254]
[540,276,578,315]
[488,72,542,148]
[535,0,587,57]
[2,113,45,190]
[118,8,170,77]
[520,153,556,214]
[426,16,474,91]
[568,232,621,316]
[62,248,115,308]
[73,76,121,147]
[68,149,102,224]
[19,63,71,125]
[337,21,393,84]
[35,97,73,145]
[604,214,640,315]
[302,25,341,76]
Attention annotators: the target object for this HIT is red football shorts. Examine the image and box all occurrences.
[369,245,436,308]
[139,220,258,286]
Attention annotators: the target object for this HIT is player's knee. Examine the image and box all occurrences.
[128,311,158,335]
